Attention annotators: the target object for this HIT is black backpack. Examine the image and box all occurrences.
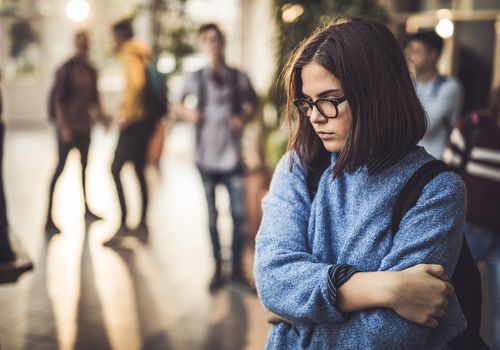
[308,159,488,349]
[143,61,168,122]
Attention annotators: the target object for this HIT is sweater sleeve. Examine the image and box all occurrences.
[254,153,348,324]
[321,171,468,349]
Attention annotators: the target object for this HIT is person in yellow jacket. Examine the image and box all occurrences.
[104,19,155,246]
[117,33,150,124]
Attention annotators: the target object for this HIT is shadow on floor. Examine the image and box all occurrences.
[73,223,113,350]
[24,236,59,349]
[112,244,174,350]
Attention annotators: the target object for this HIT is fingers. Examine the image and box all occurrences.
[267,316,292,325]
[423,318,439,328]
[266,312,291,325]
[431,281,454,315]
[266,311,279,324]
[424,264,448,281]
[267,316,281,324]
[437,298,449,309]
[423,308,446,328]
[421,305,447,328]
[444,282,455,297]
[433,308,446,319]
[424,265,455,298]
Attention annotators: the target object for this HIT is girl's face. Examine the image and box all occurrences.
[300,61,352,153]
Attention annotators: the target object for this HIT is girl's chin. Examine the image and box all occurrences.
[322,140,344,153]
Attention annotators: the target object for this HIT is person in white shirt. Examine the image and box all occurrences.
[406,31,463,159]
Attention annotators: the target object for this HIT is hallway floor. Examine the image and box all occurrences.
[0,123,269,350]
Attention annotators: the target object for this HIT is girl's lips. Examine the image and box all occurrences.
[317,131,335,140]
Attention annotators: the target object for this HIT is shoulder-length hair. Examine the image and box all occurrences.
[284,17,427,177]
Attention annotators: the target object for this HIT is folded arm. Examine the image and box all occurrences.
[254,154,348,323]
[324,171,467,349]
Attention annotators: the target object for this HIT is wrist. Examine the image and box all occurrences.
[336,271,390,312]
[356,272,391,308]
[377,271,399,309]
[351,271,397,309]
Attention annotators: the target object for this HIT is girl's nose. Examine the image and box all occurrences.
[309,106,326,124]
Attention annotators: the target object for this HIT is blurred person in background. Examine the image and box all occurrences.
[0,71,16,263]
[406,31,463,159]
[443,86,500,350]
[179,23,259,292]
[104,19,155,246]
[45,31,108,235]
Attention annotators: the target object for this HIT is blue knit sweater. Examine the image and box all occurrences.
[254,147,467,349]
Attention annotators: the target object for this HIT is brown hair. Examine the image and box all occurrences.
[112,19,134,40]
[198,23,225,44]
[407,30,444,56]
[284,17,427,177]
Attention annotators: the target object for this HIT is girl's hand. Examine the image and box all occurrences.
[266,310,292,325]
[385,264,454,328]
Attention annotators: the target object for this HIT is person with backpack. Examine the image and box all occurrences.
[179,23,259,292]
[45,31,107,234]
[443,86,500,350]
[405,30,463,159]
[104,19,157,246]
[254,18,484,349]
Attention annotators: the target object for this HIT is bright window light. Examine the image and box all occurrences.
[281,4,304,23]
[435,18,454,39]
[157,54,176,74]
[66,0,90,22]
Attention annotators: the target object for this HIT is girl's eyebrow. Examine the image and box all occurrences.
[302,89,341,100]
[318,89,341,98]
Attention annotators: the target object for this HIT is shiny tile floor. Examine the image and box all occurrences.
[0,123,269,350]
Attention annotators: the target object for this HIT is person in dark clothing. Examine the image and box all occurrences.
[45,31,106,234]
[0,72,34,282]
[0,72,15,262]
[103,20,154,246]
[443,86,500,350]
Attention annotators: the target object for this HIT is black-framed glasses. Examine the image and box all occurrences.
[293,96,347,119]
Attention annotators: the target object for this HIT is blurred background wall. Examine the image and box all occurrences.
[0,0,276,127]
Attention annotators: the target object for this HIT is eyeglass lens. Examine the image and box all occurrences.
[296,99,338,118]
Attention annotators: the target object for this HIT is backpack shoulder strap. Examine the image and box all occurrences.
[196,68,205,110]
[391,160,451,234]
[229,67,241,115]
[431,74,446,98]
